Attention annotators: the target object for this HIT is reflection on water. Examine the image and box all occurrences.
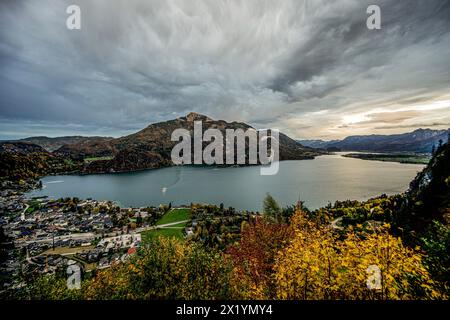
[27,154,424,211]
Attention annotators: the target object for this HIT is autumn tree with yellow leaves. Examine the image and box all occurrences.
[274,207,444,300]
[17,204,445,300]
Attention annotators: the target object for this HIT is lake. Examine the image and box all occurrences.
[27,153,425,211]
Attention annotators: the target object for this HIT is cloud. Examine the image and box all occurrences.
[349,110,423,125]
[0,0,449,140]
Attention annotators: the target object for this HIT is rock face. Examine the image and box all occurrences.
[55,112,324,173]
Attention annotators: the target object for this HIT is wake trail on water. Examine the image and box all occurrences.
[161,167,183,193]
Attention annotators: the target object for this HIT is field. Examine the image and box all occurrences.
[141,228,185,242]
[140,208,192,243]
[26,199,42,213]
[41,245,95,256]
[156,208,191,225]
[83,156,114,164]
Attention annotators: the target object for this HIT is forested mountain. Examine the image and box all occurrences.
[0,142,80,182]
[0,113,323,178]
[55,112,323,173]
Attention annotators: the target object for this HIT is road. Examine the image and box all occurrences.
[134,220,190,233]
[20,204,29,221]
[330,217,343,230]
[14,220,191,246]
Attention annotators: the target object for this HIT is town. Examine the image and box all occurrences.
[0,180,258,294]
[0,183,190,292]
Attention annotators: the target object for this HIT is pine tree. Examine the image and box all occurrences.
[263,193,281,222]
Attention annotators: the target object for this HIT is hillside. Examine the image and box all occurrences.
[298,139,339,150]
[13,147,449,299]
[0,142,81,183]
[17,136,113,152]
[405,141,450,229]
[316,140,449,235]
[299,128,450,153]
[56,112,323,173]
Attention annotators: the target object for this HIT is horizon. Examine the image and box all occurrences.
[1,1,450,140]
[1,111,449,142]
[2,1,450,305]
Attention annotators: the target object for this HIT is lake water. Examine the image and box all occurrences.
[27,153,424,211]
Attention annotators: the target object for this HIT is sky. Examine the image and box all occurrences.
[0,0,449,140]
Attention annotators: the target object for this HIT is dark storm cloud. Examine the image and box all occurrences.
[0,0,449,139]
[269,0,450,98]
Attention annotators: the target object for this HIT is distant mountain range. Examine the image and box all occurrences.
[299,128,450,153]
[3,113,323,174]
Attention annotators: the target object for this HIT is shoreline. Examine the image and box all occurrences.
[342,152,431,165]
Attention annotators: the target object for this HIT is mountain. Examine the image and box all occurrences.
[0,142,80,182]
[298,139,340,150]
[55,112,324,173]
[299,128,450,153]
[16,136,113,152]
[0,141,48,155]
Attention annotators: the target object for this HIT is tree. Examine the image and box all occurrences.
[0,227,8,264]
[274,207,443,300]
[421,221,450,293]
[227,218,293,299]
[22,274,83,300]
[136,214,143,226]
[84,238,232,299]
[0,226,6,243]
[263,193,282,222]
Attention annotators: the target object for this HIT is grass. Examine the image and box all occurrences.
[156,208,191,226]
[25,207,35,214]
[141,228,185,242]
[64,159,74,166]
[41,245,95,256]
[140,208,192,244]
[84,156,114,164]
[26,199,41,213]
